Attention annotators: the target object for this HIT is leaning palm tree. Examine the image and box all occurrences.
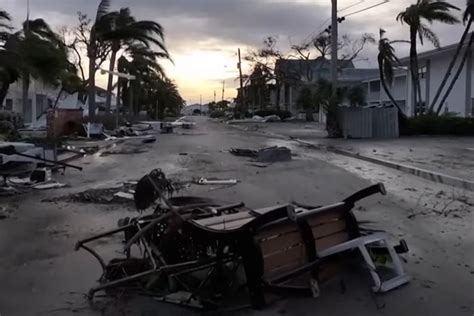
[18,19,68,120]
[101,8,169,111]
[397,0,460,115]
[377,29,407,116]
[120,44,168,114]
[431,0,474,113]
[87,0,111,120]
[435,0,474,114]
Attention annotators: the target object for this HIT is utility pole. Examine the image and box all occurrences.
[222,80,225,102]
[214,91,216,103]
[331,0,338,93]
[238,48,244,108]
[200,94,202,115]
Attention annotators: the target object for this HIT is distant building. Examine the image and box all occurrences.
[181,103,208,115]
[364,37,473,117]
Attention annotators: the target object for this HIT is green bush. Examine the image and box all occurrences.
[401,115,474,136]
[209,110,226,118]
[254,109,292,120]
[0,111,24,129]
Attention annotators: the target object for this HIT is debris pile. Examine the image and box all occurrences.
[44,181,137,205]
[230,146,292,162]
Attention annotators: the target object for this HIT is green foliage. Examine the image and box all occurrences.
[209,110,226,118]
[346,85,366,107]
[296,87,314,111]
[401,114,474,136]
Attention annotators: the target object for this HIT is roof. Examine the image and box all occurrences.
[362,68,408,82]
[399,33,473,64]
[339,68,380,82]
[275,57,355,81]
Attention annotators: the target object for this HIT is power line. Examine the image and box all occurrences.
[344,0,389,18]
[338,0,366,13]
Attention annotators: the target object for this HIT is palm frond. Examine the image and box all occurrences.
[465,0,474,23]
[95,0,111,21]
[419,23,440,47]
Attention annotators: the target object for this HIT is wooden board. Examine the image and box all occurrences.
[263,244,306,275]
[194,211,253,227]
[306,209,345,227]
[315,232,350,252]
[208,217,254,230]
[260,231,303,256]
[311,220,347,239]
[256,220,298,241]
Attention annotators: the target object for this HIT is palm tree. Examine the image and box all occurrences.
[18,19,68,120]
[101,8,169,112]
[377,29,407,116]
[435,0,474,114]
[87,0,111,120]
[431,0,473,113]
[119,44,168,114]
[397,0,460,115]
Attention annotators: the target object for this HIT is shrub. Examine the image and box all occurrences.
[254,109,292,120]
[0,111,24,129]
[0,120,19,141]
[209,110,226,118]
[401,115,474,136]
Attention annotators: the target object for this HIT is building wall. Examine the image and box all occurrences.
[427,50,468,116]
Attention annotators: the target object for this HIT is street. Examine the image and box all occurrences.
[0,117,472,316]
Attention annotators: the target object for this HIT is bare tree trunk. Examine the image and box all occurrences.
[0,82,10,106]
[87,40,97,121]
[105,46,118,113]
[22,74,30,121]
[436,31,474,115]
[53,88,63,109]
[409,28,421,116]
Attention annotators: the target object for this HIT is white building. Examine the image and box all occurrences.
[0,79,117,124]
[364,38,473,117]
[1,79,83,124]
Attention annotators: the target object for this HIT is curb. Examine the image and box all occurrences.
[295,139,474,192]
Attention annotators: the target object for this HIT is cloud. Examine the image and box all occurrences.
[2,0,468,103]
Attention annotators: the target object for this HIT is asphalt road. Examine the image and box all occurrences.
[0,117,472,315]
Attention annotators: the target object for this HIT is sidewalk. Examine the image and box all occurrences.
[227,121,474,189]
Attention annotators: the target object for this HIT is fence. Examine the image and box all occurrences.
[338,107,399,138]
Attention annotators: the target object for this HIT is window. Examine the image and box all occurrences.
[5,99,13,111]
[419,66,427,79]
[369,80,381,93]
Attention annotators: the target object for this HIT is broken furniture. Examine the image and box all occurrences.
[76,171,409,310]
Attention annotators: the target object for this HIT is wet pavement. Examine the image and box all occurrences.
[0,117,472,315]
[233,121,474,181]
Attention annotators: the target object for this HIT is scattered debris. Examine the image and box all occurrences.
[114,192,134,200]
[196,178,238,185]
[83,123,104,138]
[247,163,269,168]
[33,182,67,190]
[0,205,12,219]
[257,146,291,163]
[160,123,174,134]
[230,146,292,163]
[44,182,137,205]
[179,153,188,156]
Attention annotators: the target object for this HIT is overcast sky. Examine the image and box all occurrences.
[2,0,468,104]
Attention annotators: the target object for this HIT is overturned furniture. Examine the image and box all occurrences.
[76,171,409,310]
